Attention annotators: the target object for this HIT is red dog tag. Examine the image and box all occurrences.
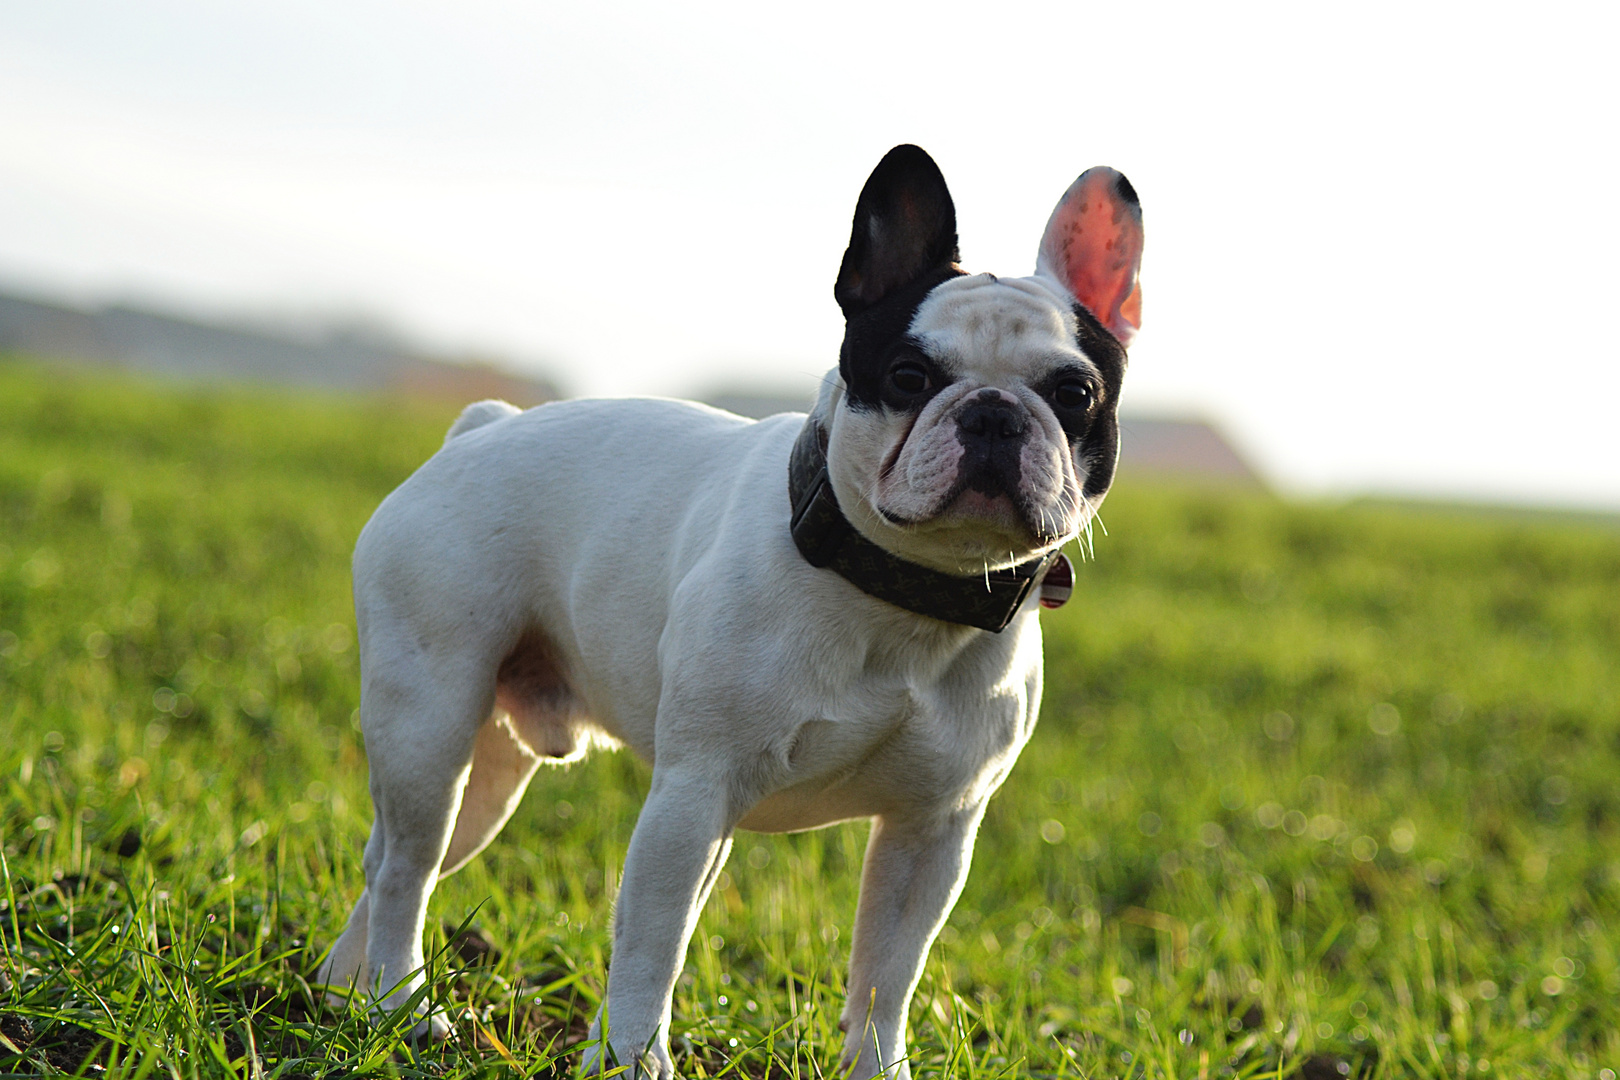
[1039,553,1073,610]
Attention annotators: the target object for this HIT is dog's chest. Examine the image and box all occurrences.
[734,664,1033,833]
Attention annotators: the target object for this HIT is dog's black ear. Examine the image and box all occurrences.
[834,145,960,318]
[1035,167,1143,346]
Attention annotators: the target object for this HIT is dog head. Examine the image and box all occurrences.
[814,145,1143,576]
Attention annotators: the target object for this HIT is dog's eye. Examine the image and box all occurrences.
[1052,379,1094,410]
[888,362,932,397]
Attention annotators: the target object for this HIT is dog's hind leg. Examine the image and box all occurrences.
[317,713,539,1005]
[354,655,494,1038]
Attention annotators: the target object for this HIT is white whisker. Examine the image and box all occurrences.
[1082,497,1106,560]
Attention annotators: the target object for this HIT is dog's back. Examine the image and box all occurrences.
[353,397,804,756]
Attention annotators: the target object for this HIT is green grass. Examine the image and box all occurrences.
[2,356,1618,1078]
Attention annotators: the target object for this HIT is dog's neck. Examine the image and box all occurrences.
[786,417,1054,633]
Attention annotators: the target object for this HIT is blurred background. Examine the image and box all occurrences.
[1,0,1616,510]
[3,6,1619,1072]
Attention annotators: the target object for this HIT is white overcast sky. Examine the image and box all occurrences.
[1,1,1617,508]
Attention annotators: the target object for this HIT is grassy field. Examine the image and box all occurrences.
[1,357,1618,1079]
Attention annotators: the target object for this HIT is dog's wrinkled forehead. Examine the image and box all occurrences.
[908,274,1095,384]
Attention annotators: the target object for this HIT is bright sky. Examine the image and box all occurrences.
[1,1,1616,508]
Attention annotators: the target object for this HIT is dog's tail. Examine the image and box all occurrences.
[445,399,522,444]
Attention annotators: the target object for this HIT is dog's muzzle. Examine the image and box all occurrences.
[955,390,1028,497]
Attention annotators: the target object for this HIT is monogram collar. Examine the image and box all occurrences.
[786,418,1060,633]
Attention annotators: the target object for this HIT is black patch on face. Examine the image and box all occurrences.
[1066,301,1128,498]
[1026,303,1128,498]
[834,146,966,411]
[839,266,964,411]
[1030,366,1098,438]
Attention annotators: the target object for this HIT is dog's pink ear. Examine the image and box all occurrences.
[1035,167,1143,346]
[835,145,960,317]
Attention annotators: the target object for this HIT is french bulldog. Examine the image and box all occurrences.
[316,144,1143,1079]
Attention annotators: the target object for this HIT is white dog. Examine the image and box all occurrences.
[317,144,1143,1079]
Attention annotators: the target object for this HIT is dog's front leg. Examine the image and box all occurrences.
[583,765,734,1080]
[839,805,987,1080]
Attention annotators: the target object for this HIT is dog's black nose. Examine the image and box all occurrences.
[958,395,1026,441]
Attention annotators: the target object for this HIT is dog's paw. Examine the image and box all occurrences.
[579,1038,674,1079]
[363,993,460,1045]
[838,1043,910,1080]
[405,1007,455,1044]
[312,976,457,1043]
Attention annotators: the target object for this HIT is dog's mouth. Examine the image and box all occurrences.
[877,477,1068,547]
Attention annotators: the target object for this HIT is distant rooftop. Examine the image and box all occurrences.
[1116,415,1262,485]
